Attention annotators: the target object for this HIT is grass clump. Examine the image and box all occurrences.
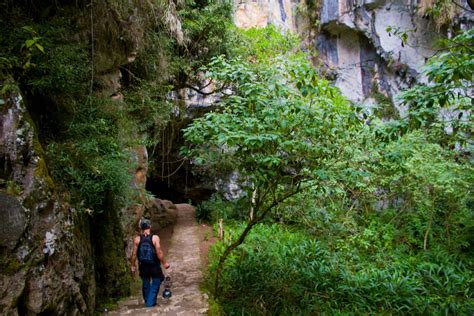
[207,223,474,315]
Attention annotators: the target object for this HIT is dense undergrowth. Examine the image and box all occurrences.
[188,25,473,315]
[206,223,473,314]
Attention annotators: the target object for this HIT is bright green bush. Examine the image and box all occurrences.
[209,224,474,315]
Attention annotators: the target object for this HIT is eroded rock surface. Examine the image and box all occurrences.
[234,0,297,31]
[316,0,474,110]
[0,192,26,250]
[0,92,95,315]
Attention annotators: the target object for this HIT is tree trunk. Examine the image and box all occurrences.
[218,218,224,240]
[214,216,260,295]
[468,0,474,10]
[249,188,257,220]
[212,186,304,296]
[423,212,433,251]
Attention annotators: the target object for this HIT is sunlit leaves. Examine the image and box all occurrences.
[183,47,359,193]
[399,29,473,144]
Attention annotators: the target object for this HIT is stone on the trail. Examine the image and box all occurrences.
[118,298,141,308]
[147,198,177,229]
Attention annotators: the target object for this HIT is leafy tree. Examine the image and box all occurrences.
[172,0,236,90]
[182,33,362,293]
[400,29,473,147]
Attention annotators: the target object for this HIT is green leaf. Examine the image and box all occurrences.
[25,39,35,48]
[35,43,45,53]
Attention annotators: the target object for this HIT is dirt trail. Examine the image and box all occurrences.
[109,204,209,316]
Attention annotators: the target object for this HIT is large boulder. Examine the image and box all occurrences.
[148,198,177,229]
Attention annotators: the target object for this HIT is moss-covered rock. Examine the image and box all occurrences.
[92,196,132,304]
[0,91,97,314]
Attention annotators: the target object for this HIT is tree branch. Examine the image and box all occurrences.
[184,81,229,96]
[453,0,474,13]
[213,182,305,296]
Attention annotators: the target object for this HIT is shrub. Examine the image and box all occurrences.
[46,101,132,213]
[209,223,474,315]
[196,193,249,222]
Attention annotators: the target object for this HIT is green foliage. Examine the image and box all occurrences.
[123,80,173,135]
[373,131,473,250]
[0,7,136,214]
[399,29,473,147]
[183,26,366,295]
[194,25,473,314]
[121,11,175,136]
[0,25,44,78]
[173,0,236,87]
[209,224,474,315]
[231,26,300,63]
[0,10,89,96]
[196,193,249,222]
[0,2,183,214]
[46,102,132,213]
[277,129,473,251]
[183,48,360,199]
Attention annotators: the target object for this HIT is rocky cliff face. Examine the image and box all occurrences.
[0,1,183,314]
[0,92,95,314]
[315,0,473,112]
[234,0,473,113]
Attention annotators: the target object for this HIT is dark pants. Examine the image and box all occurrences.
[141,276,162,307]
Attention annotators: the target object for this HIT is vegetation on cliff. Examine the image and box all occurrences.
[0,0,235,311]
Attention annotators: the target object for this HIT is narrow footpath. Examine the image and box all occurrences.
[109,204,209,316]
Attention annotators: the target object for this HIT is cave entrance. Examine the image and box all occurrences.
[145,164,215,204]
[146,176,188,203]
[145,101,217,205]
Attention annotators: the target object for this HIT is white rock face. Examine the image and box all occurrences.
[318,0,430,107]
[233,0,473,112]
[316,0,473,109]
[234,0,298,31]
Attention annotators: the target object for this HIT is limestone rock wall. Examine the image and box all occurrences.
[316,0,474,111]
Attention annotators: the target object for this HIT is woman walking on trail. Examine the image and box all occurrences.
[130,219,170,307]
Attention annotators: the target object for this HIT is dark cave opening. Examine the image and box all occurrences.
[145,168,215,204]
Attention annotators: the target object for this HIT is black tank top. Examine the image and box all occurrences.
[138,234,164,279]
